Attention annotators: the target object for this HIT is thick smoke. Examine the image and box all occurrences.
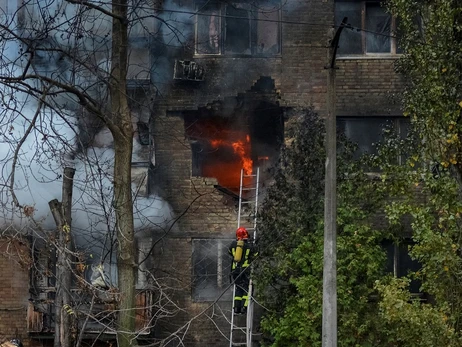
[0,0,176,285]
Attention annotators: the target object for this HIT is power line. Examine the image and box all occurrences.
[156,7,399,40]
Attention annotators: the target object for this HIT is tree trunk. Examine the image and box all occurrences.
[110,0,136,345]
[50,167,75,347]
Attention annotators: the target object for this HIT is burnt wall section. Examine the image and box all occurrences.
[336,58,405,116]
[0,238,30,345]
[152,0,335,114]
[151,111,239,236]
[279,0,333,110]
[146,1,407,345]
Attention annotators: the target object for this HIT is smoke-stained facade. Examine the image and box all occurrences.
[0,0,405,346]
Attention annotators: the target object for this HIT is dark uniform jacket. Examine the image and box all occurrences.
[228,239,257,274]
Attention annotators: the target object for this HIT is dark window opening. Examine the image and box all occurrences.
[184,100,283,191]
[196,2,221,54]
[335,0,401,55]
[337,116,410,164]
[225,4,251,54]
[192,239,233,301]
[382,239,422,294]
[195,0,281,56]
[366,2,391,53]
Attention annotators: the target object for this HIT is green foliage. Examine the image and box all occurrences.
[254,109,387,346]
[375,278,459,347]
[388,0,462,168]
[368,1,462,344]
[255,2,462,346]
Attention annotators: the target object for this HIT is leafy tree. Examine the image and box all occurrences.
[254,109,388,346]
[361,1,462,345]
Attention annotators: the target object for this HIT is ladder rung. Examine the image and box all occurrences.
[233,326,246,330]
[232,343,247,346]
[243,174,257,177]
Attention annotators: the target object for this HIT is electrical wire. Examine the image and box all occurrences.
[116,4,402,41]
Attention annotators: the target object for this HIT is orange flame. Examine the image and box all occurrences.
[232,135,253,175]
[186,118,253,189]
[210,134,253,176]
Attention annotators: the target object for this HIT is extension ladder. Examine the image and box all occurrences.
[229,167,260,347]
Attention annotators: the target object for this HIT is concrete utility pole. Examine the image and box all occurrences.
[322,17,347,347]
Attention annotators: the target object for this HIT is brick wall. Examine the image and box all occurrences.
[146,1,406,346]
[0,238,30,346]
[336,58,405,116]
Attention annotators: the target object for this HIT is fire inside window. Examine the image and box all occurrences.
[335,0,403,55]
[195,0,281,55]
[187,117,253,190]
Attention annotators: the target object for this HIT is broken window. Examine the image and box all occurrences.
[192,239,233,301]
[196,2,221,54]
[335,0,401,55]
[195,0,281,56]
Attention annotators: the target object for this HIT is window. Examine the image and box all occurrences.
[337,116,409,162]
[382,239,421,294]
[192,239,233,301]
[335,1,402,55]
[195,0,281,56]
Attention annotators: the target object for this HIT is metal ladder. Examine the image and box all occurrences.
[229,167,260,347]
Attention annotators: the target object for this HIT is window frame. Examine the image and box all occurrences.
[337,116,410,167]
[382,238,423,295]
[194,0,282,57]
[335,0,401,56]
[191,238,234,302]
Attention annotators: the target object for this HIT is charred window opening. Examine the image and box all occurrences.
[184,99,283,191]
[335,0,401,55]
[186,115,253,189]
[195,0,281,56]
[225,4,251,54]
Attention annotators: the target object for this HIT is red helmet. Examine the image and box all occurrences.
[236,227,249,240]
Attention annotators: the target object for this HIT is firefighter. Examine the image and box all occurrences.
[228,226,256,315]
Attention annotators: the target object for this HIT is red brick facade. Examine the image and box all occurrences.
[0,239,30,346]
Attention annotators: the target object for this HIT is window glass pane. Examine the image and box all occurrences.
[196,3,221,54]
[335,2,362,55]
[225,4,251,54]
[366,3,391,53]
[338,117,390,159]
[255,5,280,55]
[192,239,233,301]
[382,240,422,294]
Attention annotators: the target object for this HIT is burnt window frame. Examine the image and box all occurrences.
[335,0,402,56]
[192,238,234,302]
[194,0,282,56]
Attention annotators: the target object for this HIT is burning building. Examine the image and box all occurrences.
[0,0,406,346]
